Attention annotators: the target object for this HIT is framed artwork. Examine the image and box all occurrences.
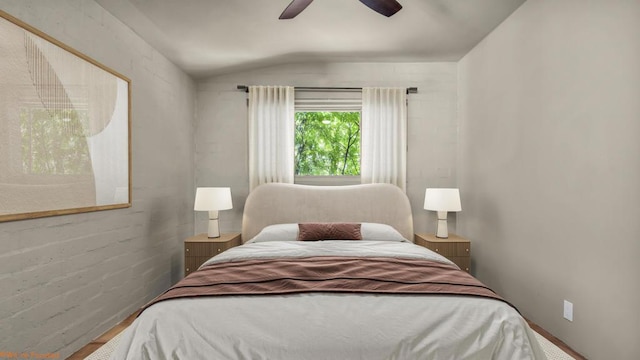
[0,10,131,222]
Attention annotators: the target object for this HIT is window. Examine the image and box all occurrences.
[293,90,362,185]
[294,111,360,176]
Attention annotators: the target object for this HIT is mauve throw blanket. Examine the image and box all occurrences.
[141,256,514,314]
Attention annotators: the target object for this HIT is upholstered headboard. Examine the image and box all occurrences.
[242,183,413,242]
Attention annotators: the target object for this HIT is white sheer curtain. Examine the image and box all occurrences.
[248,86,295,191]
[361,87,407,192]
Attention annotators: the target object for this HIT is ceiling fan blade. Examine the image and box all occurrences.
[279,0,314,19]
[358,0,402,17]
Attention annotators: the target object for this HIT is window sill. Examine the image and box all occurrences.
[294,176,361,186]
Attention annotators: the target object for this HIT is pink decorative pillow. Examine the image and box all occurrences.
[297,223,362,241]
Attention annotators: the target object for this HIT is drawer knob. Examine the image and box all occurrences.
[186,248,189,252]
[186,268,190,272]
[435,248,439,252]
[217,249,221,253]
[466,248,469,252]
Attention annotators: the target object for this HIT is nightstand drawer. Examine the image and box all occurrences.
[422,242,470,257]
[414,233,471,274]
[185,242,230,257]
[449,256,471,273]
[184,233,241,277]
[185,256,212,275]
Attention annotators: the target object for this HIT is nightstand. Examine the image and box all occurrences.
[184,233,241,276]
[414,233,471,273]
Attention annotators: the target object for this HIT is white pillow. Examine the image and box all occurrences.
[247,223,298,243]
[247,222,407,243]
[361,223,407,241]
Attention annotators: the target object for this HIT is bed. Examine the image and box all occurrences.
[112,183,547,359]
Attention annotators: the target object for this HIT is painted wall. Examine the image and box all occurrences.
[458,0,640,358]
[0,0,196,357]
[195,62,459,237]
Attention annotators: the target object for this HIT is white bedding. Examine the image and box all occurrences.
[112,241,547,360]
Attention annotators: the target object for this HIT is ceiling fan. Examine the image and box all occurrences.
[279,0,402,19]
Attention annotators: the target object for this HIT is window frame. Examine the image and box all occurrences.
[293,89,363,185]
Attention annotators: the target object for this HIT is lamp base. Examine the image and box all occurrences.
[435,211,449,238]
[207,211,220,238]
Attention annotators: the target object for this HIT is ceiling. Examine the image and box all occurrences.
[96,0,526,79]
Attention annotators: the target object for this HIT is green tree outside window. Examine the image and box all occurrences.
[295,112,360,176]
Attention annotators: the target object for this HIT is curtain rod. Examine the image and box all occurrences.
[236,85,418,94]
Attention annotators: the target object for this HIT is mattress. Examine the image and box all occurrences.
[111,240,547,360]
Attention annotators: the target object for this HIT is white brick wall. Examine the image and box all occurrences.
[195,62,459,236]
[0,0,196,357]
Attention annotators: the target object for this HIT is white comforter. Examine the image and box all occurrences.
[111,241,547,360]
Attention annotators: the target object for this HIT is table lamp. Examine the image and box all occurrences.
[424,188,461,238]
[194,187,233,238]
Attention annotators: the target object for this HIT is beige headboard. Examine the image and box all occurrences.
[242,183,413,242]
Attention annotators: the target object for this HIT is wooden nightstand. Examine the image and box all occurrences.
[414,233,471,273]
[184,233,241,276]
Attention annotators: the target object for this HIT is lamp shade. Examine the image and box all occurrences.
[424,188,461,212]
[194,187,233,211]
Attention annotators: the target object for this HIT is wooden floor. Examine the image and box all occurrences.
[66,311,139,360]
[67,310,587,360]
[527,320,587,359]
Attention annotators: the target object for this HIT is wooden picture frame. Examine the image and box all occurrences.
[0,10,131,222]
